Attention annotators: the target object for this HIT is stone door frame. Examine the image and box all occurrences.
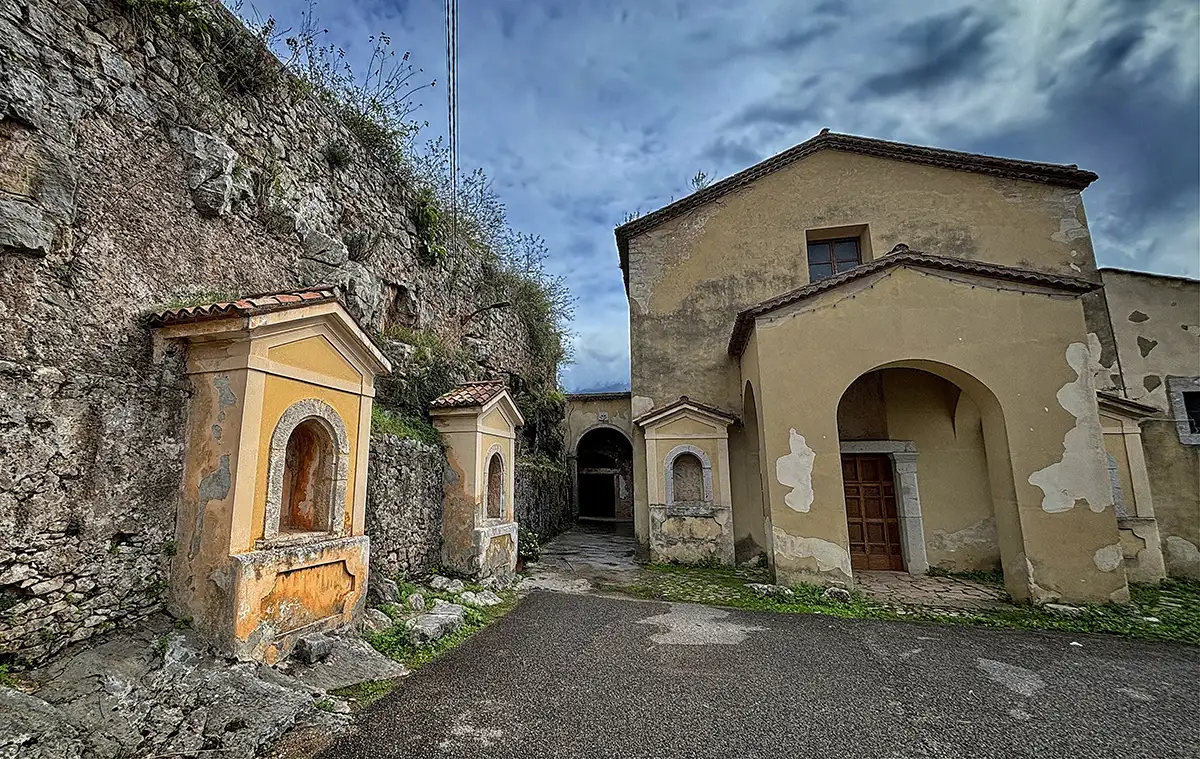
[839,440,928,575]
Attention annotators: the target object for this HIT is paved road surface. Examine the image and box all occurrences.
[320,591,1199,758]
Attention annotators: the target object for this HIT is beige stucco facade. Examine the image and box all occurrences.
[595,131,1199,604]
[1098,270,1200,578]
[152,295,390,662]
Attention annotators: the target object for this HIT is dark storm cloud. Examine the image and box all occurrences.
[856,8,1000,98]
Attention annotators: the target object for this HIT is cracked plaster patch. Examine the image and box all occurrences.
[1028,336,1113,514]
[771,527,852,577]
[775,429,815,513]
[636,604,765,645]
[976,658,1045,698]
[1093,543,1123,573]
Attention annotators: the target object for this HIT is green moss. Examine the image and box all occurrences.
[0,665,18,689]
[329,679,399,709]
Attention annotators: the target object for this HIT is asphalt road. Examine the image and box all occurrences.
[321,591,1200,759]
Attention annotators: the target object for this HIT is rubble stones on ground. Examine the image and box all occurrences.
[459,589,503,607]
[746,583,795,599]
[406,592,427,612]
[294,633,334,665]
[359,608,393,635]
[369,578,400,604]
[405,600,466,644]
[1044,603,1084,617]
[822,587,853,604]
[429,576,466,594]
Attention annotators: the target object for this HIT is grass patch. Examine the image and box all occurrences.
[370,406,442,447]
[597,564,1200,645]
[0,665,18,688]
[329,678,401,710]
[365,590,518,671]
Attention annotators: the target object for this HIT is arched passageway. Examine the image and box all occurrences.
[836,366,1010,576]
[730,382,768,563]
[575,427,634,521]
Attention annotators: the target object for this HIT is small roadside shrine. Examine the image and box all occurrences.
[430,381,525,580]
[150,288,390,662]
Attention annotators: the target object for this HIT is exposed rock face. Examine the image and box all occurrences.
[0,0,551,667]
[1,616,348,759]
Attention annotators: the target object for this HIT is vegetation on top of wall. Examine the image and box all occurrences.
[370,406,441,447]
[376,327,474,417]
[516,454,566,473]
[512,381,567,461]
[117,1,574,460]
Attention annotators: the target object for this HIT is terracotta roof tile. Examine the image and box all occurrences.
[147,287,339,327]
[430,380,508,409]
[614,130,1099,289]
[727,247,1101,356]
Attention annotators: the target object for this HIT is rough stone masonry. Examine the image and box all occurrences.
[0,0,557,667]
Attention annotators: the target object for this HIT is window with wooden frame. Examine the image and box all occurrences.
[807,237,862,282]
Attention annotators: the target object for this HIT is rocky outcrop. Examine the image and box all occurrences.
[0,615,354,759]
[0,0,551,668]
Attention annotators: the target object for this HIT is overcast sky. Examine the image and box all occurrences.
[239,0,1199,392]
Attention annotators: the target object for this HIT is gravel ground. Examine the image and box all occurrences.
[319,591,1200,759]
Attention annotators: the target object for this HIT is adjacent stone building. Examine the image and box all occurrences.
[590,129,1199,603]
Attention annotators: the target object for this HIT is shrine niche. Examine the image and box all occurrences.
[636,396,737,566]
[150,288,390,662]
[430,381,525,579]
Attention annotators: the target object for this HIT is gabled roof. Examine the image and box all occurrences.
[613,130,1099,288]
[430,380,508,409]
[148,286,391,375]
[727,246,1100,356]
[566,391,632,402]
[633,395,738,428]
[147,287,338,326]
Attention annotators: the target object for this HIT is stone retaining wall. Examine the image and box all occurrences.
[364,435,445,584]
[514,463,574,543]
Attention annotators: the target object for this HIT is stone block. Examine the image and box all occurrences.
[293,633,334,665]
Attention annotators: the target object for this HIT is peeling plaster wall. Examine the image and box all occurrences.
[1099,270,1200,578]
[1027,337,1114,515]
[749,267,1126,602]
[626,146,1111,559]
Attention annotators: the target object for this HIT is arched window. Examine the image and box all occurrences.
[281,419,335,533]
[663,444,714,510]
[264,399,351,542]
[485,452,505,520]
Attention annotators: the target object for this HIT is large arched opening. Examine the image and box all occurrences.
[835,361,1021,586]
[574,426,634,521]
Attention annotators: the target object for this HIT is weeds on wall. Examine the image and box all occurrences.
[370,406,442,447]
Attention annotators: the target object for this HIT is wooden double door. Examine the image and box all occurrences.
[842,453,904,571]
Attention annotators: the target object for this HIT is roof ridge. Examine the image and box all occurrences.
[614,130,1098,290]
[726,246,1101,356]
